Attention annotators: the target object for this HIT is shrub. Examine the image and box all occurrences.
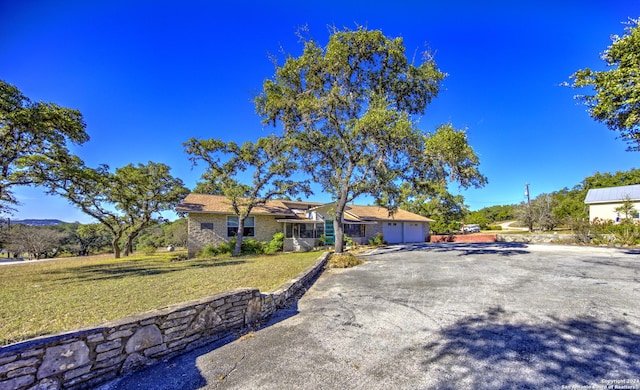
[368,232,386,246]
[608,221,640,246]
[486,225,503,231]
[199,243,221,257]
[241,238,264,254]
[264,232,284,254]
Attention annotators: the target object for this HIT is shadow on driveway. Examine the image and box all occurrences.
[368,242,530,257]
[423,307,640,389]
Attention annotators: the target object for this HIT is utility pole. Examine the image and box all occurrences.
[525,183,532,232]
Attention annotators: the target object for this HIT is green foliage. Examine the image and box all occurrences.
[199,236,270,257]
[256,26,486,253]
[185,135,310,256]
[608,221,640,246]
[36,159,188,258]
[264,231,284,254]
[140,245,157,256]
[582,168,640,189]
[614,197,638,221]
[465,211,490,228]
[368,232,386,246]
[568,19,640,151]
[570,218,640,246]
[399,185,467,234]
[0,80,88,214]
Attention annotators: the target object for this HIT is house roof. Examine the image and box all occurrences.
[584,184,640,204]
[176,194,295,216]
[177,193,434,223]
[345,204,434,222]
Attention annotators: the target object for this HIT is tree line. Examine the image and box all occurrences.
[0,219,187,260]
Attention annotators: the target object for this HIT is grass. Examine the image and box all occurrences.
[0,250,322,346]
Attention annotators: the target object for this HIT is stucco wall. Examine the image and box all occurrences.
[0,253,329,390]
[187,213,283,257]
[588,201,640,221]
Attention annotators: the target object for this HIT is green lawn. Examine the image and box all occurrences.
[0,250,321,346]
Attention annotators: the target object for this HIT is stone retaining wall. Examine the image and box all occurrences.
[0,252,329,390]
[497,233,577,244]
[430,234,497,243]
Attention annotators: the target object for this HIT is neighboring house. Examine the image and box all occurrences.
[176,193,433,256]
[584,184,640,221]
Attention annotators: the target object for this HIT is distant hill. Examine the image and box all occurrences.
[11,219,67,226]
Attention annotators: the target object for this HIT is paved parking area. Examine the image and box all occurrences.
[102,243,640,389]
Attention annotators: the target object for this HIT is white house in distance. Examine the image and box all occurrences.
[584,184,640,221]
[176,193,433,256]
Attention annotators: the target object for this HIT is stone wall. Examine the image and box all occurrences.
[0,253,329,390]
[497,233,577,244]
[430,234,498,243]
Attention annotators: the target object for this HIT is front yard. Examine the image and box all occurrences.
[0,250,321,346]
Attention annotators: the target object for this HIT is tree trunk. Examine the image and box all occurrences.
[112,235,122,259]
[333,195,348,254]
[123,237,133,256]
[233,217,245,257]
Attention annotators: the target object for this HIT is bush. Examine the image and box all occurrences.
[199,243,221,257]
[486,225,503,231]
[240,238,264,255]
[368,232,386,246]
[607,221,640,246]
[264,232,284,254]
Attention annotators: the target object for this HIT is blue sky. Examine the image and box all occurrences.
[1,1,639,223]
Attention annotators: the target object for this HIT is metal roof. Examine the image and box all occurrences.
[584,184,640,204]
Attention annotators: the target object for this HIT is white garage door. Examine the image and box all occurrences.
[404,223,424,243]
[383,222,403,244]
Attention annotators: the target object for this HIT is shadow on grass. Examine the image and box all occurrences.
[422,307,640,389]
[50,258,247,283]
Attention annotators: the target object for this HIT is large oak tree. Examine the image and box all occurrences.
[569,19,640,151]
[0,80,87,214]
[37,158,188,258]
[256,26,486,252]
[185,135,310,256]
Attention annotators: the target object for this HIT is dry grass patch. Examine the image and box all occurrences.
[0,250,321,346]
[327,252,364,268]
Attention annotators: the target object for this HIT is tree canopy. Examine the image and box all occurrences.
[0,80,88,214]
[185,135,311,256]
[256,26,486,252]
[37,157,188,258]
[569,19,640,151]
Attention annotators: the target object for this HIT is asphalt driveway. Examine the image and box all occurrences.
[101,243,640,389]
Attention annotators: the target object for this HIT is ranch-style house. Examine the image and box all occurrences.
[176,193,433,256]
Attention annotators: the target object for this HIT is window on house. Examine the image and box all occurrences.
[227,216,255,237]
[285,223,324,238]
[299,223,316,238]
[201,223,214,230]
[344,224,365,237]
